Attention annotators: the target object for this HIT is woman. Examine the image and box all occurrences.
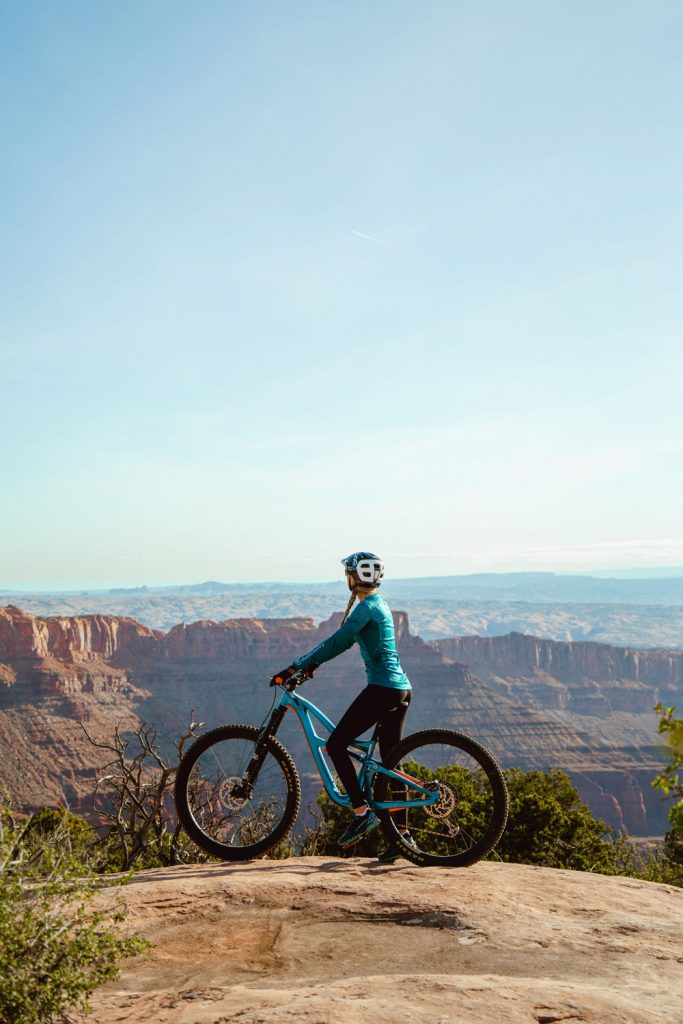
[271,551,415,860]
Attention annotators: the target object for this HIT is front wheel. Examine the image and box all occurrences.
[373,728,508,868]
[174,724,301,861]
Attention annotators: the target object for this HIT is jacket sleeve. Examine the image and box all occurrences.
[294,601,372,672]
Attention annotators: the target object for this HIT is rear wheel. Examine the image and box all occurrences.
[174,724,301,861]
[373,728,508,868]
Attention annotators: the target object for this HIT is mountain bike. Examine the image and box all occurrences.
[174,669,509,868]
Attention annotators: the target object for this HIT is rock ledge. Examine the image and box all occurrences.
[87,857,682,1024]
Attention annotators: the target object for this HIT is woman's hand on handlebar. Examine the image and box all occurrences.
[270,665,297,687]
[269,663,318,687]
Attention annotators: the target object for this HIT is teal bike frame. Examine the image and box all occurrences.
[270,683,441,812]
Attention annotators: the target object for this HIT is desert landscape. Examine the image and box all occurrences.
[4,575,683,647]
[4,6,683,1024]
[2,603,681,835]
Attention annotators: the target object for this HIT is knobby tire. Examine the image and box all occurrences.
[373,728,509,868]
[174,724,301,861]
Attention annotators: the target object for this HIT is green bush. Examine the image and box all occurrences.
[311,764,635,874]
[22,806,100,871]
[495,767,633,873]
[649,704,683,886]
[0,805,148,1024]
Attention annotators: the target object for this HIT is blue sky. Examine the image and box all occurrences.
[1,1,682,588]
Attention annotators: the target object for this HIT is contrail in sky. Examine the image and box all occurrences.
[350,229,389,245]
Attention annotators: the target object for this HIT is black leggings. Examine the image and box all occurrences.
[326,685,411,814]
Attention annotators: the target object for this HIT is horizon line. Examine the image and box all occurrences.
[3,565,683,595]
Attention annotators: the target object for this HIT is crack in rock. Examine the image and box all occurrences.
[535,1006,583,1023]
[346,906,485,935]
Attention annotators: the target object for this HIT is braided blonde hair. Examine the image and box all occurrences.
[340,590,357,625]
[340,583,378,625]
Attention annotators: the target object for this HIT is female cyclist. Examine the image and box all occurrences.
[271,551,415,860]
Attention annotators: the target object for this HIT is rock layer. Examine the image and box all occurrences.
[435,632,683,698]
[1,607,680,833]
[434,632,683,833]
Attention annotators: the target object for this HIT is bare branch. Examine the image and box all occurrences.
[81,713,209,869]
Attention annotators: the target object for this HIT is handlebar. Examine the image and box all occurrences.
[271,667,312,689]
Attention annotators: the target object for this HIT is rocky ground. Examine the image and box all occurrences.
[84,857,683,1024]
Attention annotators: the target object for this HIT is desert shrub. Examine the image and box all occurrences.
[496,768,635,873]
[84,716,295,868]
[264,836,296,859]
[22,806,100,872]
[634,845,683,886]
[649,704,683,886]
[0,805,148,1024]
[295,801,344,857]
[312,765,634,872]
[652,704,683,839]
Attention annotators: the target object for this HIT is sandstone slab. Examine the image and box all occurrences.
[84,857,683,1024]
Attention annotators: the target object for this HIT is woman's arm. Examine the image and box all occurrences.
[293,600,372,673]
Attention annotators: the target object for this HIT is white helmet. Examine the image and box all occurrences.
[341,551,385,586]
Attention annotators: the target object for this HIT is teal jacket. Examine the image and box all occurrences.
[294,593,411,690]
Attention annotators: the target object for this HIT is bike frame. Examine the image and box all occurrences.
[272,685,440,812]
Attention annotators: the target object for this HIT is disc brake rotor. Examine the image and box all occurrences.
[218,777,249,811]
[424,781,458,821]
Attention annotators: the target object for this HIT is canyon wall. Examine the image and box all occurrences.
[435,632,683,695]
[0,606,678,833]
[434,631,683,833]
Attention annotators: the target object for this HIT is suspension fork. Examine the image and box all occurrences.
[241,705,287,790]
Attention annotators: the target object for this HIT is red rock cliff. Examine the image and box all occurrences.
[436,632,683,687]
[1,606,680,834]
[0,605,160,664]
